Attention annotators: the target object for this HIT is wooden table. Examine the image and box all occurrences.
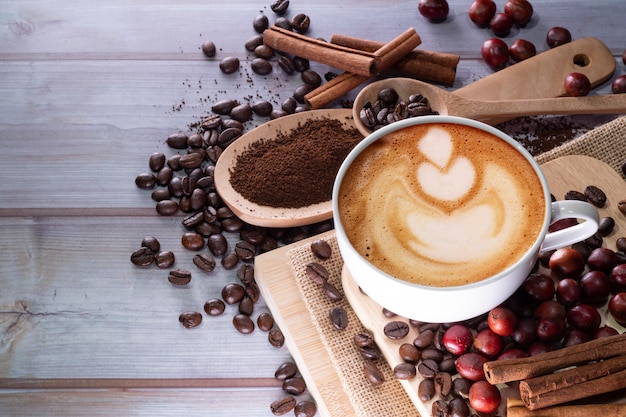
[0,1,624,415]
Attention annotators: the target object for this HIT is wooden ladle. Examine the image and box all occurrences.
[353,77,626,136]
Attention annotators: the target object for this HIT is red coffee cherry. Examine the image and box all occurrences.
[549,247,586,278]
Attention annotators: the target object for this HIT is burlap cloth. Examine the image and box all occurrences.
[286,115,626,417]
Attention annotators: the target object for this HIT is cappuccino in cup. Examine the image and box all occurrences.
[337,122,545,287]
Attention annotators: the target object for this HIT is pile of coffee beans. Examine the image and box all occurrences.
[358,86,438,132]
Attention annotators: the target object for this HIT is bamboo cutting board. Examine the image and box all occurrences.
[254,155,626,417]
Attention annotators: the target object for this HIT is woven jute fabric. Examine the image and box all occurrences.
[285,115,626,417]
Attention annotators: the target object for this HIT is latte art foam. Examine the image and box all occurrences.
[338,123,546,287]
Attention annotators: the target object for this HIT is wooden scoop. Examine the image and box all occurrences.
[353,77,626,136]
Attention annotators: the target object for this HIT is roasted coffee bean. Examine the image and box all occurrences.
[418,359,439,378]
[281,96,297,114]
[270,0,290,15]
[282,376,306,395]
[564,189,588,201]
[393,362,417,380]
[208,233,228,256]
[585,185,607,207]
[181,232,204,250]
[155,250,175,268]
[168,177,183,197]
[221,217,244,233]
[233,313,255,334]
[452,377,472,398]
[384,320,410,340]
[239,296,254,316]
[275,361,298,380]
[277,55,295,74]
[168,268,192,286]
[270,109,288,119]
[363,361,385,386]
[180,176,196,196]
[187,132,203,148]
[353,331,375,347]
[274,16,292,31]
[237,264,255,285]
[585,231,604,248]
[178,311,202,328]
[166,132,189,149]
[221,252,240,269]
[149,152,166,171]
[329,306,348,330]
[151,188,171,202]
[252,100,273,117]
[399,343,421,363]
[167,154,182,171]
[435,372,453,396]
[190,189,206,211]
[135,172,156,189]
[245,281,261,303]
[251,57,273,75]
[294,400,316,417]
[323,281,343,302]
[240,228,265,245]
[193,253,216,272]
[382,308,397,318]
[310,239,332,259]
[204,298,226,316]
[244,34,264,52]
[235,240,256,261]
[290,13,310,34]
[201,40,216,57]
[219,56,240,74]
[358,344,381,361]
[140,236,160,253]
[301,69,322,87]
[270,395,296,416]
[155,166,173,186]
[195,222,220,237]
[254,44,274,59]
[292,83,314,104]
[182,211,205,230]
[418,378,436,401]
[292,56,310,72]
[432,399,450,417]
[270,396,296,416]
[617,237,626,252]
[252,13,269,33]
[378,87,399,104]
[305,262,329,284]
[257,312,274,332]
[268,328,285,348]
[421,348,444,363]
[449,397,471,417]
[218,127,243,147]
[619,200,626,215]
[439,357,457,374]
[130,247,155,267]
[599,216,615,236]
[179,152,203,169]
[222,283,245,305]
[156,199,178,215]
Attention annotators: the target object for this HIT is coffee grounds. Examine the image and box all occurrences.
[229,117,363,208]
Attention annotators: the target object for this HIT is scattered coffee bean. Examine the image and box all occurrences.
[282,376,306,395]
[130,247,155,267]
[275,361,298,380]
[301,69,322,87]
[270,396,296,416]
[201,40,216,57]
[257,312,275,332]
[238,296,254,316]
[233,313,255,334]
[221,252,240,269]
[252,13,269,33]
[178,311,202,328]
[270,0,290,15]
[203,298,226,316]
[363,361,385,386]
[434,372,452,396]
[268,328,285,348]
[418,378,436,401]
[598,216,615,236]
[237,264,255,284]
[432,399,450,417]
[452,377,472,398]
[135,173,157,189]
[244,34,264,52]
[294,400,316,417]
[252,100,273,117]
[274,16,292,30]
[168,268,192,286]
[148,152,166,171]
[449,397,471,417]
[305,262,329,285]
[383,320,410,340]
[358,344,381,361]
[398,343,421,363]
[222,283,245,304]
[418,359,439,378]
[290,13,310,33]
[155,199,178,215]
[277,55,295,74]
[219,56,240,74]
[323,281,343,302]
[310,239,332,259]
[564,189,588,201]
[181,232,205,251]
[584,185,607,207]
[235,240,256,261]
[166,132,189,149]
[393,362,417,380]
[618,200,626,215]
[353,331,374,347]
[208,233,228,256]
[329,306,349,330]
[155,250,175,268]
[382,308,397,318]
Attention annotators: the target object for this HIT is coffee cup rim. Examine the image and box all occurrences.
[332,115,552,291]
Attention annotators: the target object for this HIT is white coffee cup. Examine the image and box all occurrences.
[333,115,599,323]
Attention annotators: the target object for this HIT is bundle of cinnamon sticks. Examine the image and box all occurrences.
[483,333,626,413]
[263,26,459,109]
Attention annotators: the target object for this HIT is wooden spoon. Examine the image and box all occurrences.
[353,77,626,136]
[214,108,356,228]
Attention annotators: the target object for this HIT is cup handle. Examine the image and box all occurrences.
[541,200,599,252]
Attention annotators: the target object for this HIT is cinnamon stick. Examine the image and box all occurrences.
[304,72,368,109]
[484,333,626,385]
[263,26,378,77]
[507,398,626,417]
[519,356,626,409]
[372,27,422,71]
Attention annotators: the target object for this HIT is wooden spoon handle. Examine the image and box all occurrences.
[464,94,626,121]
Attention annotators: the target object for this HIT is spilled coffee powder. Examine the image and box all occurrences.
[230,117,363,208]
